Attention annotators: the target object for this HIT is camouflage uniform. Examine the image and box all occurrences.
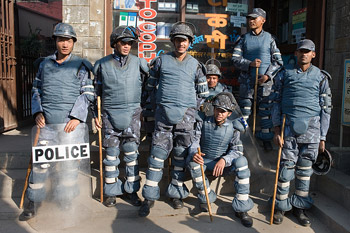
[93,51,149,198]
[142,52,209,202]
[271,64,332,212]
[232,30,283,142]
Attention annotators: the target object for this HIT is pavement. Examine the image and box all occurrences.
[0,125,333,233]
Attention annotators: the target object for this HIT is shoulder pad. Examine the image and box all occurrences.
[199,62,207,75]
[321,70,332,80]
[139,57,150,73]
[92,59,101,76]
[33,57,45,70]
[231,118,245,133]
[82,59,93,71]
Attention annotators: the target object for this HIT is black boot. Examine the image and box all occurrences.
[172,198,184,209]
[263,141,273,151]
[138,199,155,217]
[273,210,285,225]
[293,207,311,227]
[235,212,253,227]
[20,201,36,221]
[125,193,142,206]
[199,203,210,212]
[104,196,117,207]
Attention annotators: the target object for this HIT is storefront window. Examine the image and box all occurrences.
[112,0,251,92]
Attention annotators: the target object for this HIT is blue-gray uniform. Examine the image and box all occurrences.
[187,113,254,213]
[142,52,209,201]
[232,30,283,142]
[201,83,228,116]
[29,53,94,203]
[93,51,149,197]
[271,64,332,211]
[208,82,228,100]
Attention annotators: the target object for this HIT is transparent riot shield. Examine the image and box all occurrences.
[228,105,271,174]
[28,123,92,231]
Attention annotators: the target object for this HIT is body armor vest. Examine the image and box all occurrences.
[99,54,143,130]
[282,65,322,134]
[243,31,272,79]
[41,55,84,124]
[200,117,234,160]
[157,52,198,124]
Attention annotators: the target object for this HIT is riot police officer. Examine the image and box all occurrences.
[232,8,283,151]
[201,60,229,116]
[271,39,332,227]
[188,92,254,227]
[93,26,149,207]
[138,22,209,217]
[20,23,94,220]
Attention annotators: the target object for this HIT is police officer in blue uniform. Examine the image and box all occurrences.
[139,22,209,217]
[232,8,283,151]
[188,92,254,227]
[93,26,149,207]
[271,39,332,227]
[201,61,228,116]
[20,23,94,220]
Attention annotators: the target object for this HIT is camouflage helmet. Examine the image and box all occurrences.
[52,23,77,42]
[212,92,236,112]
[205,59,222,78]
[110,26,140,48]
[312,149,332,175]
[169,22,195,42]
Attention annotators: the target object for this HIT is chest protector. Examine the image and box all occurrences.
[99,54,143,130]
[157,53,198,124]
[200,117,234,160]
[243,31,272,79]
[282,65,322,135]
[41,55,83,124]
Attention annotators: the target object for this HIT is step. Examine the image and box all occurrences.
[310,191,350,233]
[329,150,350,175]
[315,169,350,212]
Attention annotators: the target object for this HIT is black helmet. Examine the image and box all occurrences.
[52,23,77,42]
[212,92,236,112]
[205,59,222,78]
[110,26,140,48]
[312,149,332,175]
[169,22,195,42]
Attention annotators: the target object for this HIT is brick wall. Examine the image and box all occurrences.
[63,0,105,64]
[325,0,350,147]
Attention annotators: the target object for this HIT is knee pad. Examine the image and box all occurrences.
[239,99,252,117]
[278,161,295,182]
[234,157,250,178]
[122,142,139,163]
[148,146,168,169]
[106,147,120,157]
[172,147,187,168]
[296,157,313,177]
[121,141,138,153]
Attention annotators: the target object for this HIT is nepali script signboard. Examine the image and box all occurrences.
[342,59,350,125]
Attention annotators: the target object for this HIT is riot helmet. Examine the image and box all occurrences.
[110,26,140,48]
[312,149,332,175]
[52,23,77,42]
[169,22,195,43]
[205,59,222,78]
[212,92,236,112]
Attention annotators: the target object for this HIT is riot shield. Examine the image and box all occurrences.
[229,106,271,174]
[27,123,93,231]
